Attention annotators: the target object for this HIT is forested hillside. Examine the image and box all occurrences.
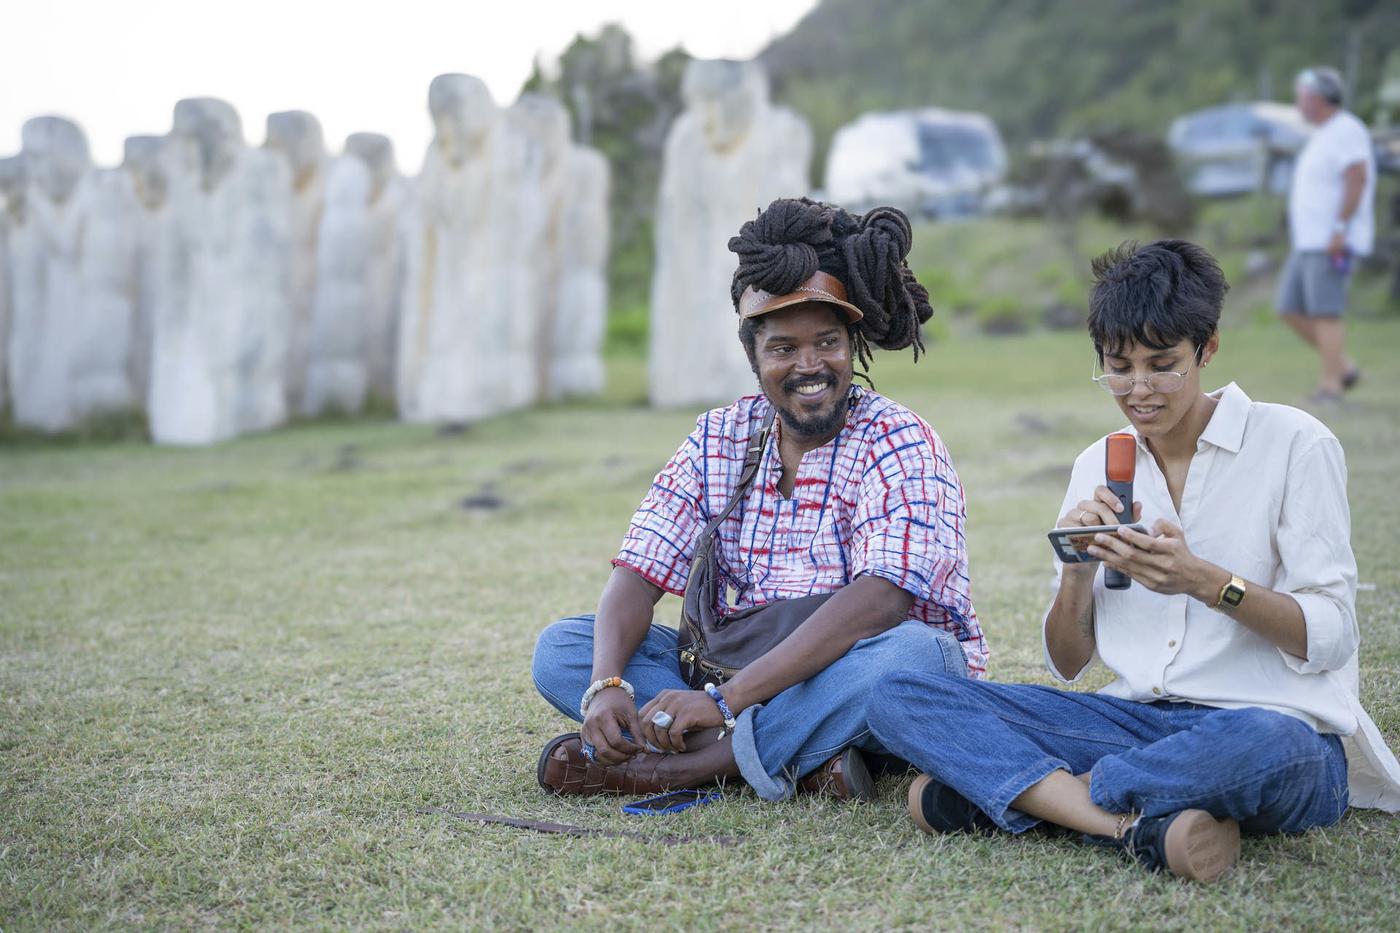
[762,0,1399,180]
[527,1,1398,313]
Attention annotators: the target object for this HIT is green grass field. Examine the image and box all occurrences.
[3,316,1399,929]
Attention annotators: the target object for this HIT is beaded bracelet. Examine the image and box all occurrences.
[703,682,737,736]
[579,676,635,718]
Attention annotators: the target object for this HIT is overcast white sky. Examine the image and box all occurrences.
[1,0,818,168]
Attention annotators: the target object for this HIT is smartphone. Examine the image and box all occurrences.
[1047,523,1148,563]
[620,788,723,816]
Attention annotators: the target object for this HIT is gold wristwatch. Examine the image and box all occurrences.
[1213,573,1246,611]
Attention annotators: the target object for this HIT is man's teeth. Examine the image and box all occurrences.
[1132,405,1160,413]
[795,384,828,396]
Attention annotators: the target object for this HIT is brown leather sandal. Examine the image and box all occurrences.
[536,732,684,796]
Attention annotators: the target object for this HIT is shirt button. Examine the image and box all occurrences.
[1152,687,1162,696]
[1168,640,1177,647]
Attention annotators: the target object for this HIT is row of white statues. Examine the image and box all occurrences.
[0,59,810,443]
[0,79,611,444]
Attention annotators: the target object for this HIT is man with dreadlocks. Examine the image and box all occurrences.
[531,197,986,801]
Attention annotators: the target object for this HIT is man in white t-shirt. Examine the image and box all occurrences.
[1277,66,1375,404]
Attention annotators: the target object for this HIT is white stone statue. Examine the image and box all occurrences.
[397,74,504,425]
[345,133,404,406]
[69,165,140,420]
[496,93,570,409]
[0,155,24,417]
[122,135,171,402]
[148,97,293,445]
[649,59,813,408]
[7,117,99,432]
[301,141,393,416]
[549,144,609,399]
[264,111,327,412]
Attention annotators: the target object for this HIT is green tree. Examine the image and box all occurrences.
[526,24,691,312]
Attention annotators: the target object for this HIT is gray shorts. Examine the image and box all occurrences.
[1276,250,1350,318]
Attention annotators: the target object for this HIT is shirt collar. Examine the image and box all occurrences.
[1198,382,1250,453]
[1126,382,1251,455]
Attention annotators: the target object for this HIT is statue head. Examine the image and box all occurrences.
[171,97,244,191]
[427,74,497,169]
[507,94,570,176]
[681,59,768,153]
[344,132,396,199]
[122,135,170,210]
[265,110,326,189]
[20,115,92,205]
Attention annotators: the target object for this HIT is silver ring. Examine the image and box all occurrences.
[1079,509,1090,524]
[651,710,674,729]
[581,741,597,763]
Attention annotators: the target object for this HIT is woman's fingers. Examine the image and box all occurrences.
[1116,526,1160,551]
[1062,492,1144,530]
[1089,503,1117,525]
[1089,530,1136,563]
[1094,485,1125,514]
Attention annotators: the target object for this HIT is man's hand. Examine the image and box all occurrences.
[637,688,726,753]
[1087,519,1222,598]
[580,687,644,765]
[1327,231,1347,261]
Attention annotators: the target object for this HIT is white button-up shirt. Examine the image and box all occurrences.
[1043,383,1400,811]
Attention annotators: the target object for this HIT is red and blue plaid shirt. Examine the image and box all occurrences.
[613,386,988,677]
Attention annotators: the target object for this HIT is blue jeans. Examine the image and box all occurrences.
[867,672,1349,835]
[532,615,969,801]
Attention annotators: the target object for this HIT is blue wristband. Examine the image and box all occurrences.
[703,682,737,735]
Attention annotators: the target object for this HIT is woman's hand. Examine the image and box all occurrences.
[1087,519,1220,597]
[1058,485,1143,529]
[580,687,643,766]
[1058,486,1142,578]
[637,688,726,754]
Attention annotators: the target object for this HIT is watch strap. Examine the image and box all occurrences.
[1213,574,1246,610]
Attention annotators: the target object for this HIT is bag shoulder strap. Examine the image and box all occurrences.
[695,406,775,543]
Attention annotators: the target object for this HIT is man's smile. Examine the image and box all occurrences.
[786,376,836,402]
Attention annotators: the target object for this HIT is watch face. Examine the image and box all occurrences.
[1222,584,1245,608]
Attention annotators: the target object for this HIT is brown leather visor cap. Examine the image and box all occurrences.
[737,270,864,323]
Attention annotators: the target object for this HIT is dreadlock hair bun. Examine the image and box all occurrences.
[841,207,931,355]
[727,198,835,303]
[728,197,934,369]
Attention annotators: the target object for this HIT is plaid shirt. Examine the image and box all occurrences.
[613,386,988,677]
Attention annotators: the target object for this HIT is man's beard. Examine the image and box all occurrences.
[771,379,850,439]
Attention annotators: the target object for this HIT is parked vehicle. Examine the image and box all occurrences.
[824,108,1007,218]
[1168,102,1311,197]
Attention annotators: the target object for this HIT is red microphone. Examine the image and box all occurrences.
[1104,432,1136,590]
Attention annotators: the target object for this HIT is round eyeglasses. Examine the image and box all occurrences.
[1092,352,1199,396]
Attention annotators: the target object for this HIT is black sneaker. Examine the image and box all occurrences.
[907,773,996,834]
[1089,809,1240,883]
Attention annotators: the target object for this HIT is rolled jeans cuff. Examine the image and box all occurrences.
[730,704,794,802]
